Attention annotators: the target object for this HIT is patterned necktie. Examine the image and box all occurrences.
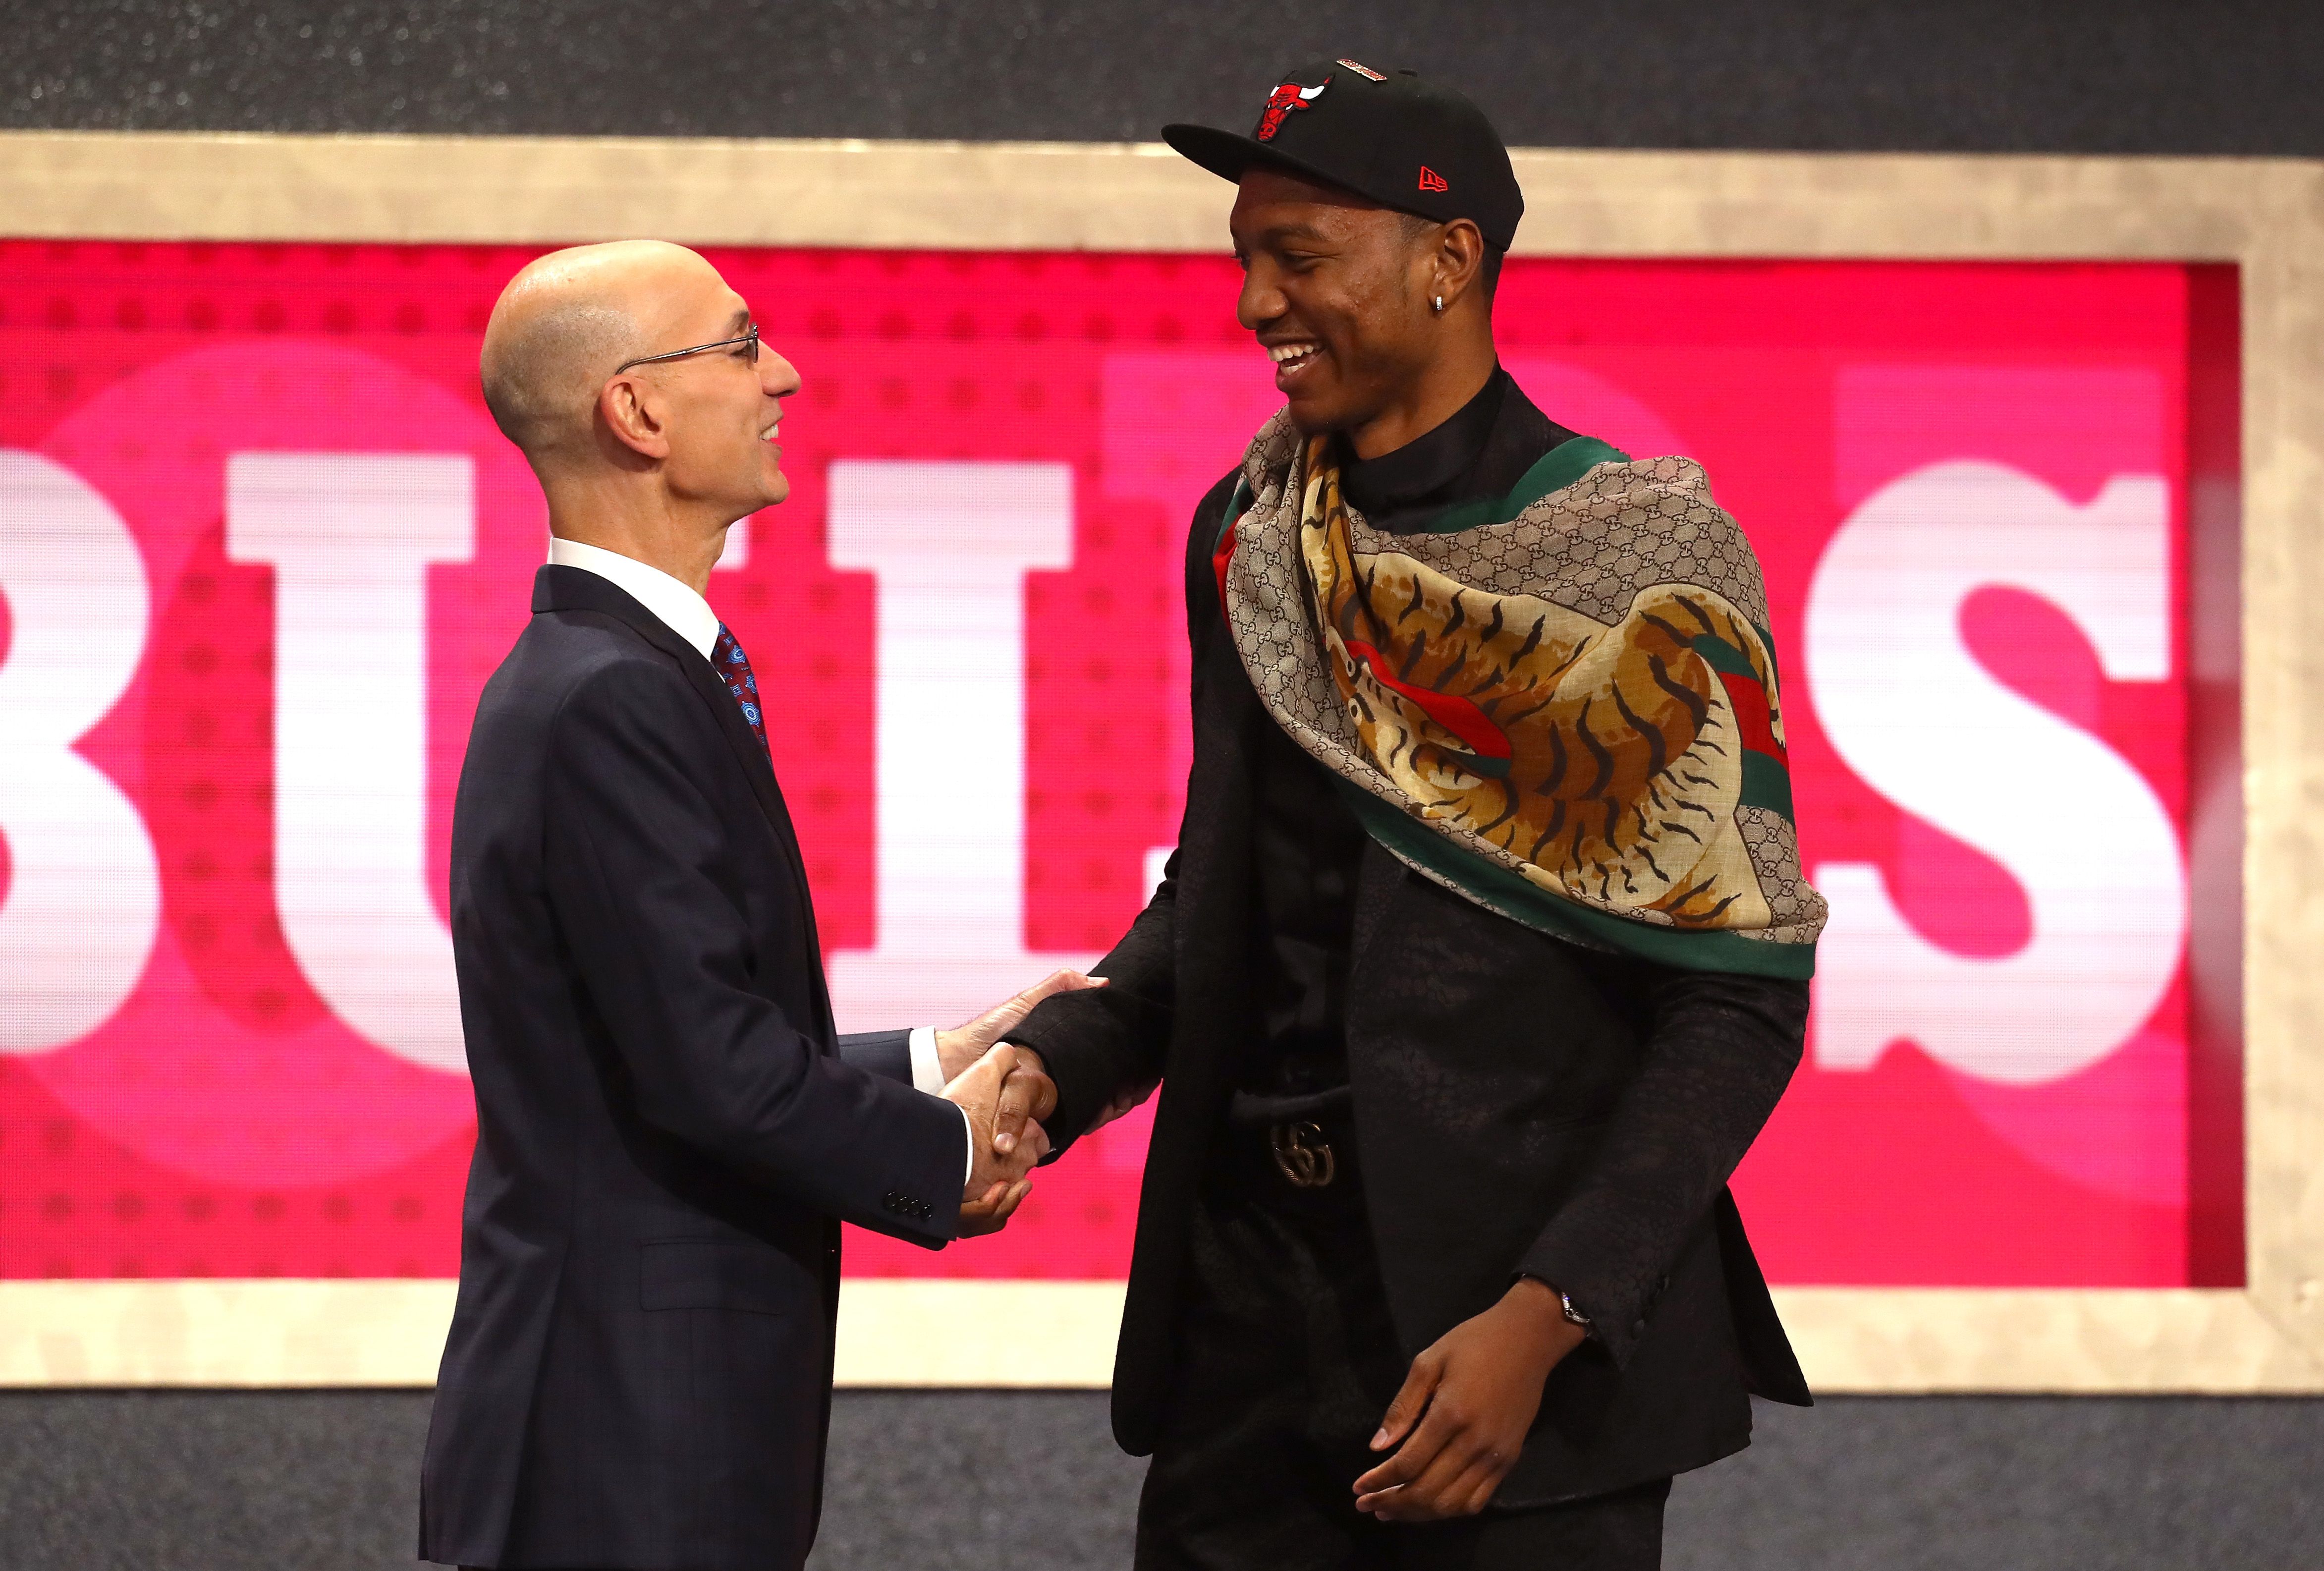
[711,622,771,760]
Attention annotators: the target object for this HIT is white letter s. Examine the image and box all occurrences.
[1806,461,2182,1086]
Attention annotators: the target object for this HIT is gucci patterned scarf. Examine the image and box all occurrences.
[1215,410,1825,978]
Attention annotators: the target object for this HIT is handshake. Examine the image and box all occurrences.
[931,969,1118,1236]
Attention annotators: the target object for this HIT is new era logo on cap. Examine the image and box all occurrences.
[1418,166,1449,192]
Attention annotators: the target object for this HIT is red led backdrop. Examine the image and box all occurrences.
[0,241,2240,1288]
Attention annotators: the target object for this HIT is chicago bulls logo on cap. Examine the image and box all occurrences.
[1255,76,1328,140]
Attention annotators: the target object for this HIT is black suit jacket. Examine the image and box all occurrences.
[1012,473,1813,1507]
[420,565,965,1571]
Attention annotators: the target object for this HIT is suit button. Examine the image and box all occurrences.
[1632,1319,1648,1336]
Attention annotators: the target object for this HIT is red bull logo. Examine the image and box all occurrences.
[1255,77,1328,140]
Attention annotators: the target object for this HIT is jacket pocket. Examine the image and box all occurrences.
[638,1239,807,1316]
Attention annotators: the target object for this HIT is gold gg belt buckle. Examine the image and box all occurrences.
[1269,1120,1337,1188]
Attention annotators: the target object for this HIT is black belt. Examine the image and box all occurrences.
[1226,1085,1354,1191]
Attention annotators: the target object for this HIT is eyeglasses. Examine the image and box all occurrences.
[613,323,760,374]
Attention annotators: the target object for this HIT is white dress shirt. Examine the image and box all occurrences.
[549,535,974,1188]
[549,536,722,658]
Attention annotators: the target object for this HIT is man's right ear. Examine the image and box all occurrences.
[598,372,671,460]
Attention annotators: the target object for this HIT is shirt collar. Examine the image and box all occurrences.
[547,536,721,660]
[1338,366,1511,517]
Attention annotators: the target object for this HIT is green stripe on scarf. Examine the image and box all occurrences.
[1334,779,1816,979]
[1412,436,1631,534]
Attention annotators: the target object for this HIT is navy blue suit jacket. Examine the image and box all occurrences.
[420,564,963,1571]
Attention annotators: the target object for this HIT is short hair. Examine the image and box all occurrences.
[479,301,642,459]
[1399,213,1503,306]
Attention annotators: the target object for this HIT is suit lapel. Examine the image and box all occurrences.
[534,565,836,1027]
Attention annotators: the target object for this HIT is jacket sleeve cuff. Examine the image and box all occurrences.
[843,1075,969,1250]
[1518,1229,1661,1372]
[834,1028,915,1086]
[1007,988,1161,1152]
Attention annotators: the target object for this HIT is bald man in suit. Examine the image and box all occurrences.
[421,242,1075,1571]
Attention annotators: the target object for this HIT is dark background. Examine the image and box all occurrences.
[5,1,2322,1566]
[6,0,2324,154]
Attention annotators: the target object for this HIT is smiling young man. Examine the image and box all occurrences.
[1006,65,1827,1570]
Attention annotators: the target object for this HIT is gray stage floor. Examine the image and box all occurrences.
[3,1389,2320,1569]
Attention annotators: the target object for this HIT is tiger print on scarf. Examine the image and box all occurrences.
[1217,411,1825,976]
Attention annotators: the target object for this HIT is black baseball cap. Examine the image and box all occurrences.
[1162,59,1523,251]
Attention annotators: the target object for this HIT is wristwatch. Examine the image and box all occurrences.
[1521,1272,1592,1330]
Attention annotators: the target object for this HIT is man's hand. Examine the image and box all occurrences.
[935,968,1105,1081]
[940,1043,1051,1236]
[1352,1278,1587,1521]
[937,970,1103,1157]
[1089,1076,1160,1132]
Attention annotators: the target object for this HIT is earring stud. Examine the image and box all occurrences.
[1434,295,1444,312]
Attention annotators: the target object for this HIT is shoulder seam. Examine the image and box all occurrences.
[542,623,703,753]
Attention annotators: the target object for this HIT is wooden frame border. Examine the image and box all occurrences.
[2,131,2321,1393]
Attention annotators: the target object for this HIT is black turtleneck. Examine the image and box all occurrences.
[1338,364,1575,527]
[1241,368,1580,1100]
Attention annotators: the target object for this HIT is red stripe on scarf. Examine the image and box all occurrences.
[1718,670,1786,762]
[1212,513,1238,616]
[1342,639,1515,762]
